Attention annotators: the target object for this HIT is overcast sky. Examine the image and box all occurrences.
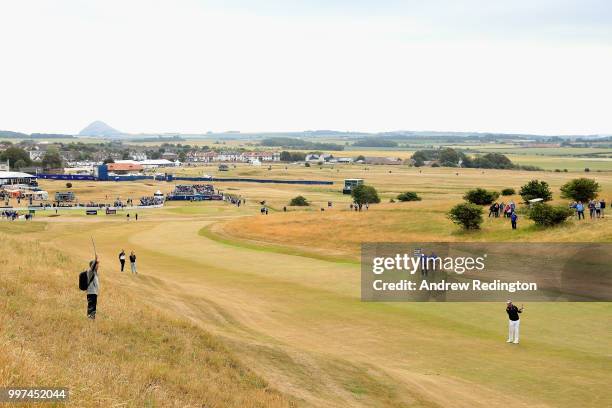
[1,0,611,135]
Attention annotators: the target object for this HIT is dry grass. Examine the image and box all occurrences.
[217,166,612,259]
[0,233,292,408]
[2,163,612,407]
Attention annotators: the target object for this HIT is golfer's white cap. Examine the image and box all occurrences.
[506,300,512,304]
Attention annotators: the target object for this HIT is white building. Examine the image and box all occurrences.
[306,153,333,162]
[186,151,216,163]
[215,152,241,162]
[241,151,280,162]
[140,159,179,168]
[336,157,354,163]
[131,152,147,161]
[29,150,46,161]
[0,171,37,186]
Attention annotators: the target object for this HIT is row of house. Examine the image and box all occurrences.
[304,153,356,163]
[185,151,281,163]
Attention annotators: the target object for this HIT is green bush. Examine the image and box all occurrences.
[289,196,309,206]
[448,203,483,230]
[463,188,499,205]
[501,188,515,196]
[519,179,553,203]
[560,178,600,202]
[527,203,574,227]
[397,192,421,202]
[351,185,380,206]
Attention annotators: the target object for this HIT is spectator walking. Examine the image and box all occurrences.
[129,251,137,274]
[135,213,138,221]
[600,199,606,218]
[86,256,100,320]
[506,300,524,344]
[510,212,518,230]
[118,249,126,272]
[126,213,130,221]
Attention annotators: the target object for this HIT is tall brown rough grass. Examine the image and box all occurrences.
[0,233,292,407]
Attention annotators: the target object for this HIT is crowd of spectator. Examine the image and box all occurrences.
[193,184,215,194]
[489,201,516,218]
[570,199,606,220]
[172,184,216,195]
[140,196,164,206]
[1,210,33,221]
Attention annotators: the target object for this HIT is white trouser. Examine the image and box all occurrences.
[508,319,520,342]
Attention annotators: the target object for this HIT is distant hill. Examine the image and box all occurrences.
[0,130,29,138]
[79,121,122,137]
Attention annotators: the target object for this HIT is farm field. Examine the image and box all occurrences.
[2,163,611,407]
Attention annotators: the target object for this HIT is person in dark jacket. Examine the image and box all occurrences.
[129,251,137,274]
[86,256,100,320]
[118,249,126,272]
[510,212,518,230]
[506,300,524,344]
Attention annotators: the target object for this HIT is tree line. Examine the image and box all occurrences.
[411,148,542,170]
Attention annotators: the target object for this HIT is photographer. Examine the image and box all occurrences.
[86,256,100,320]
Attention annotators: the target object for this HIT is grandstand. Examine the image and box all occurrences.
[139,196,164,206]
[166,184,222,201]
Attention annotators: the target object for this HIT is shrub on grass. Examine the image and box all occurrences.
[397,192,421,202]
[289,196,309,206]
[527,203,574,227]
[463,188,499,205]
[560,178,600,202]
[448,203,483,230]
[501,188,515,196]
[519,179,553,203]
[351,185,380,207]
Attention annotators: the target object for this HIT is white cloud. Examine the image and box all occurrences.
[0,0,610,135]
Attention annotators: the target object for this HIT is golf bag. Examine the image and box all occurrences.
[79,269,95,291]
